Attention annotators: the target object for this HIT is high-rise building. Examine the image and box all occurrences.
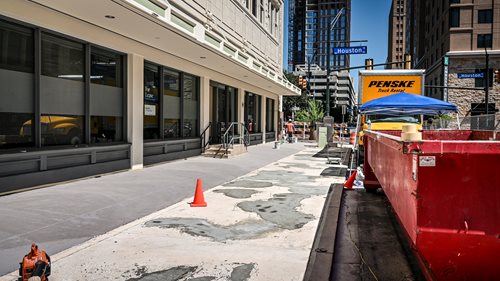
[0,0,299,192]
[387,0,407,69]
[396,0,500,119]
[288,0,354,117]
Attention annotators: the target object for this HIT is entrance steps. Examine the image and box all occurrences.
[201,144,247,158]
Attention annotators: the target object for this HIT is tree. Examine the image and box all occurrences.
[282,71,308,119]
[296,100,324,140]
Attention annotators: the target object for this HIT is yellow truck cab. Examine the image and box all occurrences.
[357,69,425,145]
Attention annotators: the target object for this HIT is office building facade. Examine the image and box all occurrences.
[288,0,354,116]
[387,0,407,69]
[0,0,299,193]
[397,0,500,118]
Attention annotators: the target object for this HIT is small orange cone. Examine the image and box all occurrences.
[190,178,207,207]
[344,170,357,189]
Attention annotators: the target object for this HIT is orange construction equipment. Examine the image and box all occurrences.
[19,243,51,281]
[343,170,357,189]
[190,178,207,207]
[349,131,356,145]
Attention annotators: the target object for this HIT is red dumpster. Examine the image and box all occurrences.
[363,129,500,281]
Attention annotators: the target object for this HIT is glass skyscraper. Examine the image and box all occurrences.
[288,0,351,71]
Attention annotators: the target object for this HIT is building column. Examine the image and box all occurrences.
[238,88,245,125]
[200,76,210,140]
[261,95,267,143]
[127,54,144,170]
[275,95,280,141]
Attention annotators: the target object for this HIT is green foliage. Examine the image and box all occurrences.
[296,100,324,123]
[430,114,453,122]
[283,71,308,119]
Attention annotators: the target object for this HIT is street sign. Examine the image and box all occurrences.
[333,46,367,55]
[443,56,449,66]
[458,73,484,79]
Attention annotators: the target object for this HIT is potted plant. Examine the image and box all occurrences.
[296,100,324,140]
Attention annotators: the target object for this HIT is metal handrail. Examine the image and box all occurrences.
[222,122,250,155]
[200,122,212,153]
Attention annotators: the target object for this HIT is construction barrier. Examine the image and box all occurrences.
[349,131,356,145]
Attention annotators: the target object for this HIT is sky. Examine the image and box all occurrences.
[283,0,393,93]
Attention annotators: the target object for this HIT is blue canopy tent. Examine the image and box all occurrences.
[359,92,459,128]
[359,92,457,115]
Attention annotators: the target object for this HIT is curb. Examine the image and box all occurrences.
[302,183,344,281]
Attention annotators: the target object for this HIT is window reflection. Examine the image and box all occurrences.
[183,75,198,137]
[91,116,122,143]
[41,33,84,81]
[91,47,122,87]
[163,69,180,138]
[0,20,34,149]
[144,63,160,140]
[40,115,83,146]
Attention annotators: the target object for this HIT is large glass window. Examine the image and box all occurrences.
[146,63,199,141]
[0,20,34,149]
[474,69,493,88]
[449,8,460,28]
[477,34,492,48]
[41,33,84,146]
[163,69,180,139]
[266,98,275,132]
[245,92,261,133]
[144,63,160,140]
[90,47,123,143]
[478,9,493,24]
[183,74,198,138]
[1,18,126,150]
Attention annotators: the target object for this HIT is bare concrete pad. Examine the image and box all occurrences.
[213,189,259,199]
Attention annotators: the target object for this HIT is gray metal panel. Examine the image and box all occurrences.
[144,149,201,166]
[47,154,90,170]
[0,144,130,177]
[0,159,130,194]
[0,159,39,177]
[96,149,129,163]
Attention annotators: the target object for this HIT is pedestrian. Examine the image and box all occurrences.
[286,119,295,143]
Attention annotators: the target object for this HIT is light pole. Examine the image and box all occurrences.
[484,44,490,115]
[307,50,318,99]
[325,7,344,117]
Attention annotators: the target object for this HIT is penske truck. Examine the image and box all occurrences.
[357,69,425,144]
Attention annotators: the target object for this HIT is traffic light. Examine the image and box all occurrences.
[494,70,500,83]
[365,58,373,70]
[404,53,412,69]
[298,76,304,89]
[302,77,308,89]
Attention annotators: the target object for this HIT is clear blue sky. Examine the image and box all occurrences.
[283,0,392,92]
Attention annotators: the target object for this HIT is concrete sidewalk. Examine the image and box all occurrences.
[0,142,346,280]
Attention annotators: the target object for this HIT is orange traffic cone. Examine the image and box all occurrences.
[190,178,207,207]
[344,170,357,189]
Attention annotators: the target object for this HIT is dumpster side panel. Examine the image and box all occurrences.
[365,132,418,244]
[416,152,500,280]
[418,153,500,232]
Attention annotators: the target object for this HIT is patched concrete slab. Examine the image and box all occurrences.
[213,189,259,199]
[144,218,277,241]
[126,266,197,281]
[238,193,316,230]
[222,180,273,188]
